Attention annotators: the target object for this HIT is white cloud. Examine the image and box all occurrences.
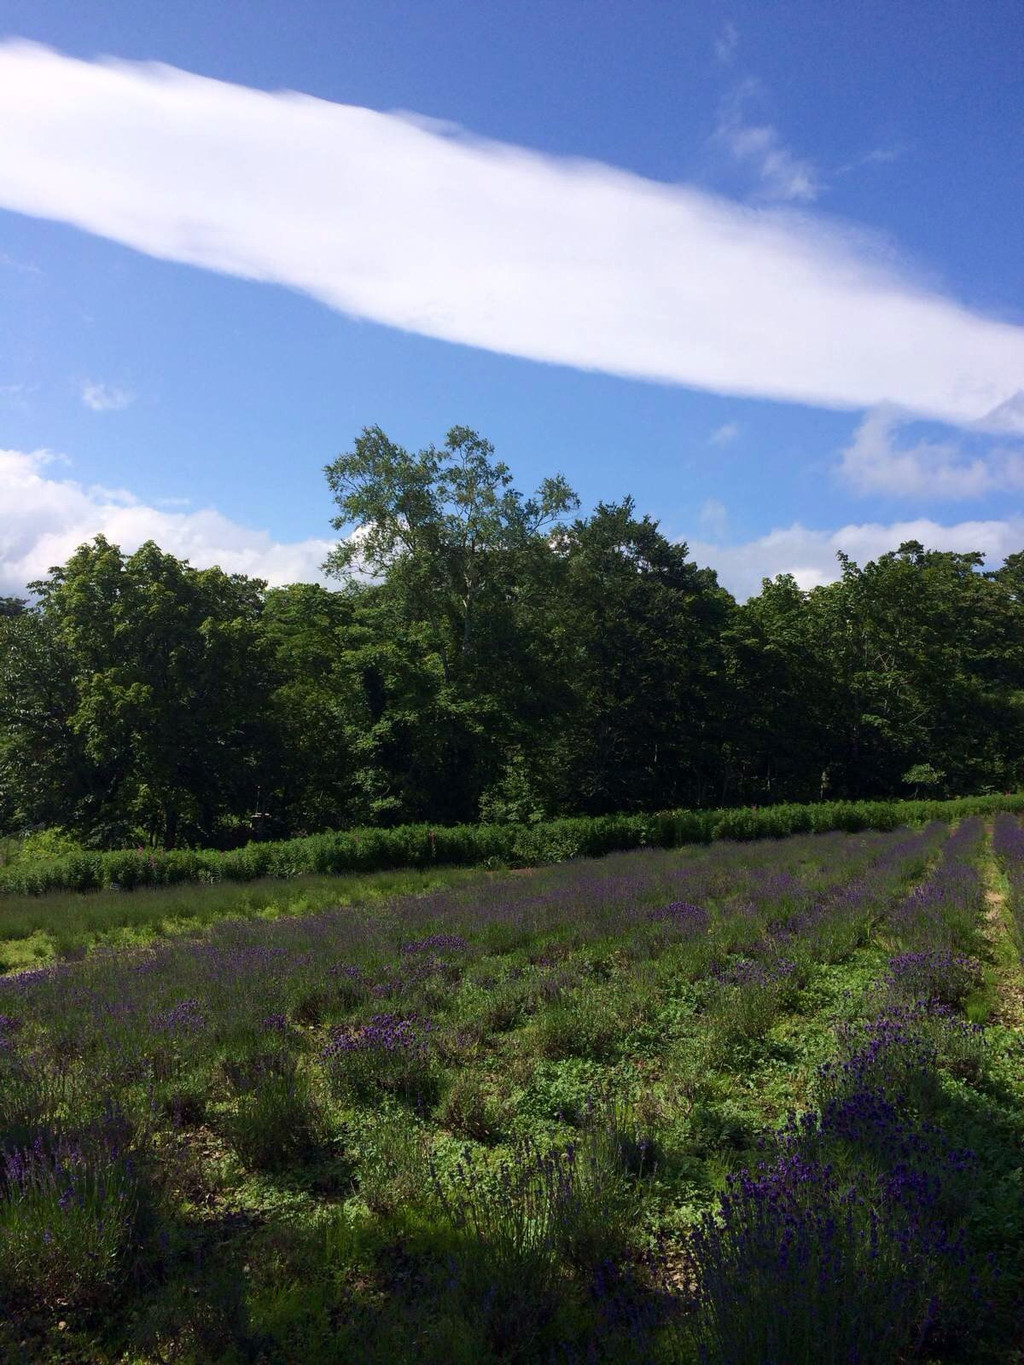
[80,380,133,411]
[0,383,31,411]
[858,146,903,167]
[974,390,1024,434]
[0,447,334,595]
[709,421,739,446]
[0,42,1023,427]
[714,22,739,64]
[713,81,819,203]
[689,515,1024,600]
[839,406,1024,499]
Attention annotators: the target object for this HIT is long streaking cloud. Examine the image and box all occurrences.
[1,41,1023,427]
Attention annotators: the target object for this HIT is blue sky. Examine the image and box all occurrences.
[1,0,1023,598]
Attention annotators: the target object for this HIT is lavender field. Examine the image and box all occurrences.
[2,818,1023,1363]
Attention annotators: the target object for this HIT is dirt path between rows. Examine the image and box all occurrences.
[985,886,1006,927]
[982,833,1024,1027]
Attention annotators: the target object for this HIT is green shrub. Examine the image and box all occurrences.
[439,1072,503,1143]
[219,1053,328,1170]
[533,988,624,1061]
[10,828,86,865]
[430,1119,645,1290]
[352,1108,429,1216]
[3,793,1022,897]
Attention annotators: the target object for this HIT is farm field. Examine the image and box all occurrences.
[1,818,1023,1363]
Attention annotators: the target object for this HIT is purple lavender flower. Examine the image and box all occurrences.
[882,949,983,1009]
[151,998,206,1035]
[402,933,469,955]
[646,902,710,936]
[321,1013,439,1103]
[688,1144,971,1363]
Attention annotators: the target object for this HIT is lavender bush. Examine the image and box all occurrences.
[219,1046,328,1170]
[322,1012,440,1106]
[0,1133,140,1313]
[687,1151,969,1365]
[993,812,1024,960]
[430,1122,644,1288]
[882,948,984,1009]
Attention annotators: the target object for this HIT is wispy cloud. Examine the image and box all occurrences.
[709,422,740,446]
[698,497,728,539]
[0,250,40,274]
[0,42,1023,427]
[0,382,33,412]
[80,379,133,412]
[714,22,739,65]
[689,514,1024,600]
[0,447,334,595]
[839,406,1024,499]
[712,80,819,203]
[837,144,907,175]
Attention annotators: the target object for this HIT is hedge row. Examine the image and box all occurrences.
[2,794,1022,897]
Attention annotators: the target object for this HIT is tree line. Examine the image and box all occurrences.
[1,424,1022,849]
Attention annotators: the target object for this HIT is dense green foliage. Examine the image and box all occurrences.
[3,425,1024,848]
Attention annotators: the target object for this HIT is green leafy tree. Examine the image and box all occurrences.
[261,581,394,830]
[323,426,579,822]
[806,541,1021,797]
[0,608,84,835]
[902,763,945,797]
[324,424,577,675]
[6,538,276,845]
[721,575,836,804]
[546,500,734,814]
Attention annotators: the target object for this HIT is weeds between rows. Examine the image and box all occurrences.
[0,821,1021,1362]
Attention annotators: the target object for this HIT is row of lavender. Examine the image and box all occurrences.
[685,817,996,1362]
